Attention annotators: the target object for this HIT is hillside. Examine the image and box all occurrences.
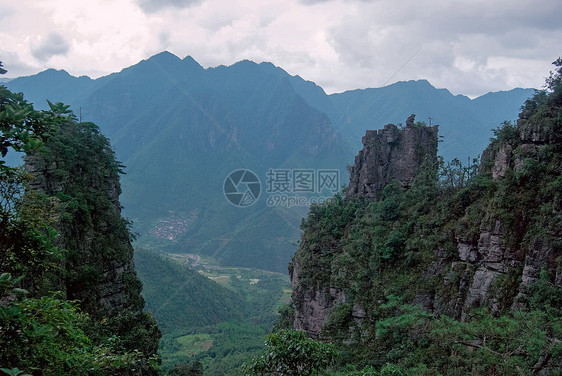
[134,248,291,372]
[288,61,562,374]
[134,248,247,332]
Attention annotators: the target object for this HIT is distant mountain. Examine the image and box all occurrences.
[7,68,93,110]
[285,79,534,161]
[8,52,351,272]
[5,52,534,272]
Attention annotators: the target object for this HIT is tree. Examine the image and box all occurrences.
[546,57,562,92]
[167,361,203,376]
[243,330,337,376]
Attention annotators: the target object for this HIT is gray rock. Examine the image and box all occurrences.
[346,120,439,200]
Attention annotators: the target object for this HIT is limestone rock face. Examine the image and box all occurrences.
[346,121,439,200]
[24,152,137,318]
[290,259,345,338]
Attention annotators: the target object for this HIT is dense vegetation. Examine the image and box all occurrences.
[0,62,160,375]
[284,59,562,375]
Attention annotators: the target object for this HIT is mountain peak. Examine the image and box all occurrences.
[183,55,204,71]
[37,68,72,79]
[393,79,434,89]
[147,51,181,64]
[231,59,259,68]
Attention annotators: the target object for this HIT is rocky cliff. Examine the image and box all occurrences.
[290,90,562,348]
[24,121,160,359]
[347,116,438,200]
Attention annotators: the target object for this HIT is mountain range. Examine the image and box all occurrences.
[5,52,534,272]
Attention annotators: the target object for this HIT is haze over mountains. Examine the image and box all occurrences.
[6,51,534,272]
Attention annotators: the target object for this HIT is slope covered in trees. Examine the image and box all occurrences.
[134,247,291,373]
[284,60,562,375]
[0,62,160,375]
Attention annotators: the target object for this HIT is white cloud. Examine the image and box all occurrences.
[0,0,561,96]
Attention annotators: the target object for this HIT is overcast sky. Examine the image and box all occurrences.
[1,0,561,97]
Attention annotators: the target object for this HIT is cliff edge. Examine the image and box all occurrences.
[24,122,160,362]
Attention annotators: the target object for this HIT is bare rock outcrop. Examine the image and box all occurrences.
[291,107,562,341]
[346,118,438,200]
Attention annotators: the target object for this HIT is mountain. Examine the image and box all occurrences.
[5,52,534,273]
[289,79,534,162]
[6,68,93,109]
[7,52,352,273]
[288,73,562,373]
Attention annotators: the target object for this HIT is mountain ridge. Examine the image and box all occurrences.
[5,53,534,273]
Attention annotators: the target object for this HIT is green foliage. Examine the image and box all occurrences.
[546,57,562,93]
[0,85,72,294]
[134,248,247,332]
[0,81,161,374]
[328,300,562,375]
[527,268,562,317]
[0,293,157,375]
[438,155,481,191]
[167,361,203,376]
[0,273,27,297]
[1,368,31,376]
[272,304,295,332]
[139,248,292,373]
[0,86,49,159]
[329,364,407,376]
[159,321,268,375]
[295,193,364,286]
[491,120,519,146]
[243,330,337,376]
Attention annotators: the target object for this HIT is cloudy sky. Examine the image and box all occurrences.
[1,0,561,97]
